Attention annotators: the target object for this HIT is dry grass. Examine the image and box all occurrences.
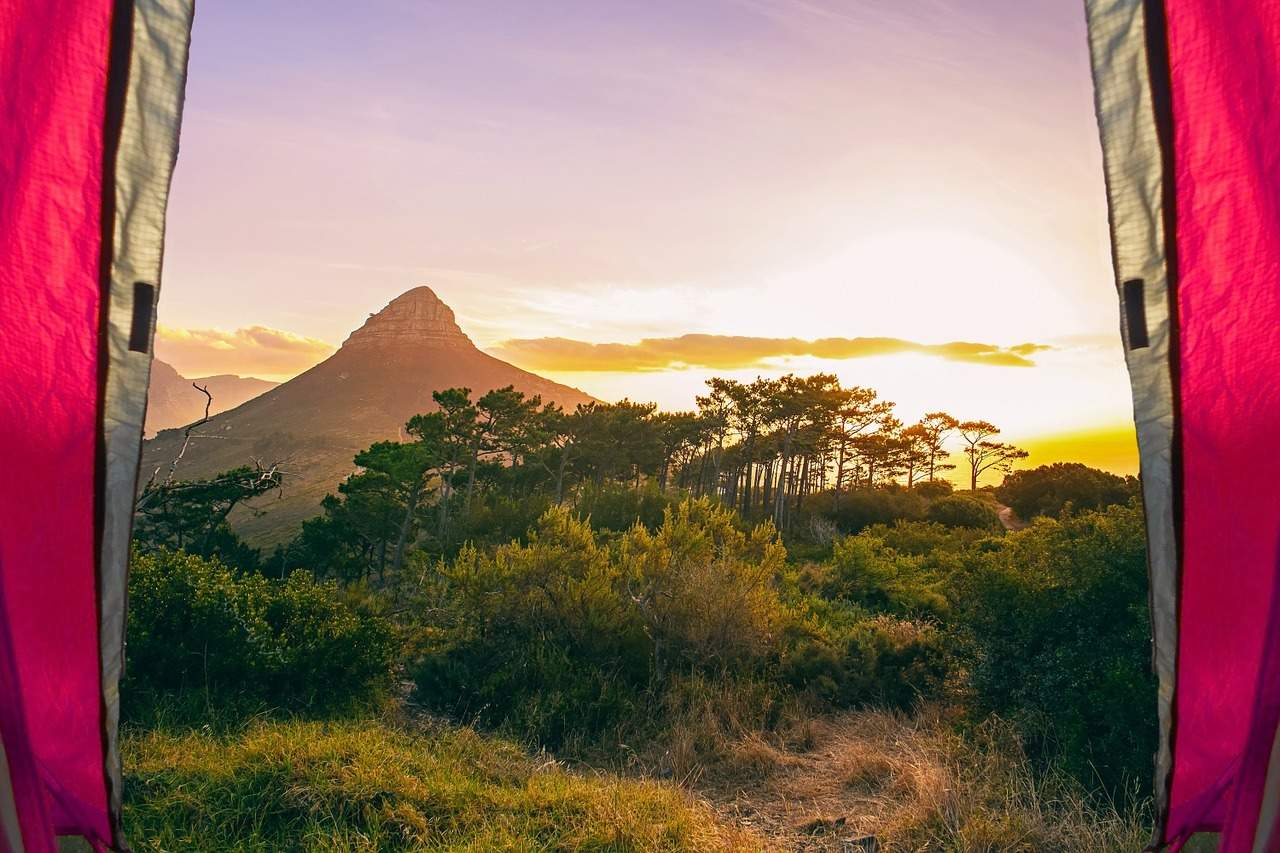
[120,694,1157,852]
[631,676,815,787]
[690,708,1150,852]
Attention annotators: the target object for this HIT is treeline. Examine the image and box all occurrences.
[136,374,1034,579]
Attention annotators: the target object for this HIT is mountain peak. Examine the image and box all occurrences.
[341,286,473,350]
[142,287,597,544]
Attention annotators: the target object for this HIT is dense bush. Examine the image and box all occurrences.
[619,501,786,679]
[411,500,787,746]
[411,507,649,745]
[913,479,955,500]
[576,482,679,532]
[805,486,928,534]
[125,549,398,718]
[951,500,1155,795]
[926,494,1002,530]
[779,608,950,712]
[447,492,554,550]
[862,520,996,557]
[820,535,948,616]
[996,462,1138,520]
[846,616,951,710]
[783,530,956,712]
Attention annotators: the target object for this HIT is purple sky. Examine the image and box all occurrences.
[157,0,1136,465]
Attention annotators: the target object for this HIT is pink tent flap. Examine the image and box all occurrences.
[0,0,192,849]
[1085,0,1280,849]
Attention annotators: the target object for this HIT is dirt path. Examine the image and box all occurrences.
[994,503,1027,532]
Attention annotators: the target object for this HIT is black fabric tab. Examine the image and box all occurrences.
[1123,279,1150,350]
[128,281,155,353]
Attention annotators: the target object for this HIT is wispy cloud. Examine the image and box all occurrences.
[490,334,1051,373]
[156,325,335,379]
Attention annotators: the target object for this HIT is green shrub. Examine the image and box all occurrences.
[447,492,553,551]
[619,501,786,680]
[411,500,789,747]
[913,479,955,501]
[926,494,1002,530]
[125,548,398,719]
[844,616,950,710]
[806,486,928,534]
[780,613,950,711]
[996,462,1139,520]
[575,482,678,532]
[863,519,995,557]
[822,535,948,616]
[778,635,846,701]
[411,507,647,746]
[952,500,1155,796]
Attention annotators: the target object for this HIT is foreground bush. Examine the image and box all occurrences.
[862,520,996,557]
[411,501,788,747]
[780,610,951,713]
[126,548,398,719]
[411,506,649,745]
[123,715,760,852]
[952,500,1156,795]
[619,500,786,681]
[414,499,963,749]
[576,481,679,532]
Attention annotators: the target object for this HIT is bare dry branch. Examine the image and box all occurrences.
[138,383,216,509]
[163,383,213,486]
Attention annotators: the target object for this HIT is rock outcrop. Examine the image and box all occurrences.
[341,286,474,351]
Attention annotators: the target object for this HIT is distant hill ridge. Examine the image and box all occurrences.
[142,286,597,544]
[145,360,277,437]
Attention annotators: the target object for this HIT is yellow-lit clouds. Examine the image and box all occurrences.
[491,334,1052,373]
[155,325,335,379]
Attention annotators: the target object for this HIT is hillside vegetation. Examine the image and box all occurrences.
[128,374,1159,850]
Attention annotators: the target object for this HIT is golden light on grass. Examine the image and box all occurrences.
[123,716,764,852]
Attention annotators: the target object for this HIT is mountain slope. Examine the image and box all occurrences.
[141,287,596,544]
[145,360,277,437]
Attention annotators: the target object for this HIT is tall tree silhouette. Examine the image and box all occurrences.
[916,412,959,482]
[830,386,894,505]
[958,420,1028,491]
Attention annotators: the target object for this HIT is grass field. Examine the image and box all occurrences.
[119,706,1175,852]
[122,716,762,852]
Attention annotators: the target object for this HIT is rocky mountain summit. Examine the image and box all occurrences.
[341,286,474,351]
[141,287,596,544]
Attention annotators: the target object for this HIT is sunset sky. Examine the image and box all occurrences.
[157,0,1138,474]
